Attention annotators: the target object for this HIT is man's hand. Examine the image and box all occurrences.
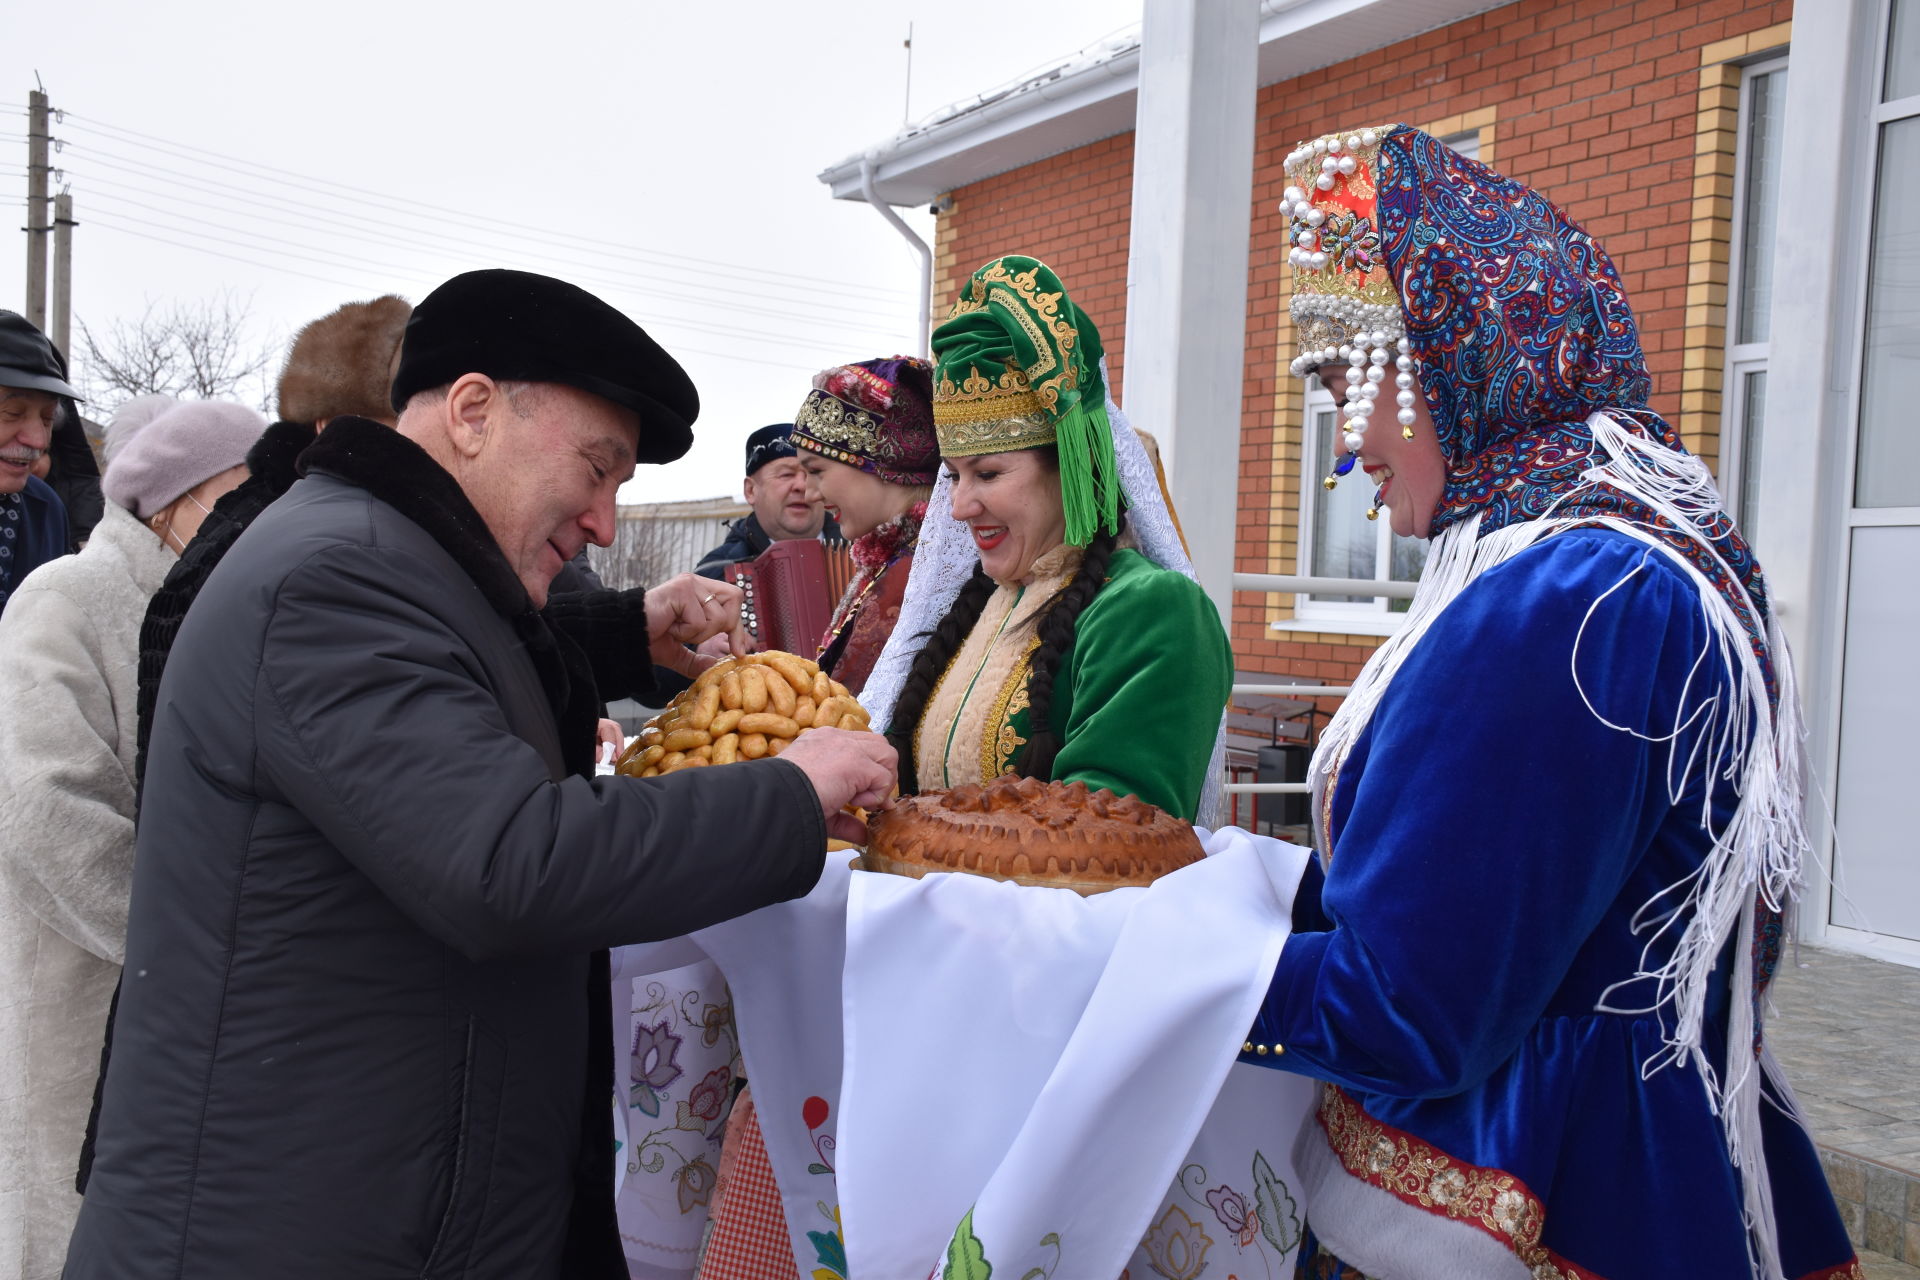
[645,575,750,677]
[776,728,897,845]
[595,718,625,766]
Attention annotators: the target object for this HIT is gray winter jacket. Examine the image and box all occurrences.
[63,419,827,1279]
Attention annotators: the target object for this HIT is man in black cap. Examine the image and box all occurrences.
[64,270,895,1280]
[0,311,82,614]
[694,422,840,579]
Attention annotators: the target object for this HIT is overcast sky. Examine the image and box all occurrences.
[2,0,1140,504]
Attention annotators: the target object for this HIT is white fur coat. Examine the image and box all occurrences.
[0,501,174,1280]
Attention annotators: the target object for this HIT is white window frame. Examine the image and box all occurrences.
[1720,53,1790,533]
[1284,131,1477,633]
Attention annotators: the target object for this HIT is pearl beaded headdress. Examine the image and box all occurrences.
[1280,124,1418,511]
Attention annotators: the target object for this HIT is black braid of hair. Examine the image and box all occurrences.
[887,567,996,795]
[1015,514,1124,781]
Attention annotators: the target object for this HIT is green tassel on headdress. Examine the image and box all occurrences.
[931,255,1123,547]
[1052,395,1119,547]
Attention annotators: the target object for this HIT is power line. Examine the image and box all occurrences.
[78,190,912,352]
[83,212,395,291]
[59,114,914,303]
[78,214,831,377]
[58,141,912,325]
[79,207,909,361]
[61,153,912,334]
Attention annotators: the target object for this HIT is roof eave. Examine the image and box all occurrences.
[820,0,1517,208]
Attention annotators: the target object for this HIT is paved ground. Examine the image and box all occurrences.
[1772,945,1920,1173]
[1865,1250,1920,1277]
[1771,943,1920,1267]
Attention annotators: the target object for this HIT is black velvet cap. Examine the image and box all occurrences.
[389,269,698,463]
[744,423,796,476]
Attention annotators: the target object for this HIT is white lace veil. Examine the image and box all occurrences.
[861,359,1229,826]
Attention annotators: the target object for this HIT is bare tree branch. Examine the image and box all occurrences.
[75,291,279,415]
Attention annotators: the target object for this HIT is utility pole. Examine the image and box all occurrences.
[51,191,74,356]
[24,88,51,329]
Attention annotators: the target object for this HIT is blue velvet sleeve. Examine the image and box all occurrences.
[1252,529,1727,1098]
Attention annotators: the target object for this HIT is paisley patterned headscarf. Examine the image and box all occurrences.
[1286,125,1769,656]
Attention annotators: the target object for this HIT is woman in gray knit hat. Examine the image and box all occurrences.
[0,397,262,1280]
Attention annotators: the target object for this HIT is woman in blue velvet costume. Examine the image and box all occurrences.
[1246,124,1858,1279]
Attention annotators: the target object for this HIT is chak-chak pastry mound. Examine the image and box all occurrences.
[614,651,869,777]
[862,775,1204,895]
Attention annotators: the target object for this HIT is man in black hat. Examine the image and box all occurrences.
[694,422,840,579]
[64,270,895,1280]
[0,311,82,614]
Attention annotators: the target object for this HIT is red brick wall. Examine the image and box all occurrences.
[931,0,1794,686]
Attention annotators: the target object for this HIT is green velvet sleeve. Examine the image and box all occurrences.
[1047,550,1232,819]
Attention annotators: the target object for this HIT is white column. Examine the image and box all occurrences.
[1122,0,1262,622]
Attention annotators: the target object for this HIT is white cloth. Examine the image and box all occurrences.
[0,502,175,1280]
[679,828,1313,1278]
[607,950,738,1278]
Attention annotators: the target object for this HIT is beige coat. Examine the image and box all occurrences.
[0,502,174,1280]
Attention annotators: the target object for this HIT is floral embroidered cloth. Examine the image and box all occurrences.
[609,950,739,1278]
[670,826,1313,1279]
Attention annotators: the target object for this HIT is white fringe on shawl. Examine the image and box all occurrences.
[1306,411,1810,1280]
[861,363,1229,828]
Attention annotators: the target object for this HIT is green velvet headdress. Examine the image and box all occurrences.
[931,256,1121,547]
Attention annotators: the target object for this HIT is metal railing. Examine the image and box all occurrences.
[1221,572,1404,800]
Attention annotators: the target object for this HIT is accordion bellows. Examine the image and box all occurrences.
[862,776,1204,896]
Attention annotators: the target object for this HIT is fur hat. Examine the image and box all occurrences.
[276,295,410,425]
[390,270,698,463]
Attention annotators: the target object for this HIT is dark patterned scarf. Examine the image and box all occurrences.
[1376,127,1771,667]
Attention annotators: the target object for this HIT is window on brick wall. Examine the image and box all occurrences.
[1296,379,1428,622]
[1720,53,1789,540]
[1290,132,1477,627]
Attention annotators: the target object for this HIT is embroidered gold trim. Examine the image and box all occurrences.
[945,263,1081,403]
[1318,1087,1598,1280]
[933,361,1055,459]
[983,637,1041,779]
[793,434,867,470]
[935,411,1057,458]
[793,390,882,458]
[934,365,1043,422]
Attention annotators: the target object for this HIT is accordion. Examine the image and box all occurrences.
[726,539,855,656]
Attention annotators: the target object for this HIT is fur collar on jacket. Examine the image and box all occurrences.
[248,420,321,496]
[299,416,533,618]
[298,416,601,779]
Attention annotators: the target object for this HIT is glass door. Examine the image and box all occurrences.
[1829,0,1920,950]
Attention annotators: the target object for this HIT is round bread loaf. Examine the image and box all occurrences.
[861,775,1204,895]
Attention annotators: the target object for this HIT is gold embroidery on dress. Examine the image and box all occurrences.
[983,639,1041,779]
[1318,1087,1594,1280]
[1317,755,1343,863]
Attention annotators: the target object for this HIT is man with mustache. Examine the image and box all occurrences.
[0,312,80,615]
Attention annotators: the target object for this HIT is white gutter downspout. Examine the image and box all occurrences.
[860,157,933,356]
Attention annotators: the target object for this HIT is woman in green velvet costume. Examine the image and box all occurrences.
[867,256,1230,822]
